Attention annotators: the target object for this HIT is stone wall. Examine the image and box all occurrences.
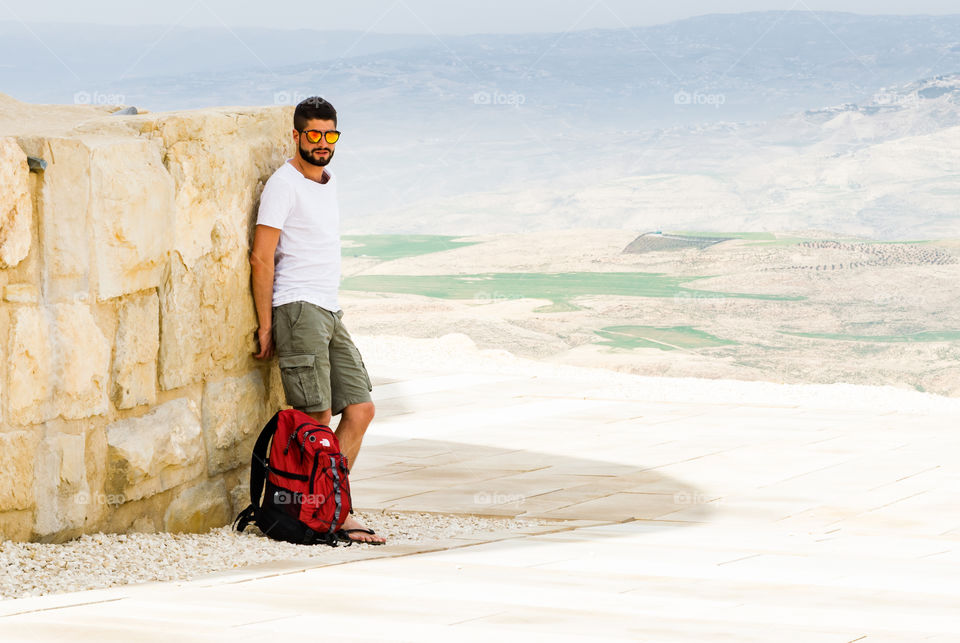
[0,98,292,542]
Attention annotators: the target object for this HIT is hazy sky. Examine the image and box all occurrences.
[2,0,958,34]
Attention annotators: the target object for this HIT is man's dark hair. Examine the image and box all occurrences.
[294,96,337,130]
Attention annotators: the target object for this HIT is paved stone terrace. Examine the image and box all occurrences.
[1,357,957,641]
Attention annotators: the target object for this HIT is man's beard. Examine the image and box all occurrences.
[299,144,334,167]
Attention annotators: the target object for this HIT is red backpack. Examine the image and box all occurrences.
[234,409,353,545]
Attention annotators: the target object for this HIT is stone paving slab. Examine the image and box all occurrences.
[2,357,958,641]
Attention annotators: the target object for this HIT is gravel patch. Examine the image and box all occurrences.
[1,512,544,600]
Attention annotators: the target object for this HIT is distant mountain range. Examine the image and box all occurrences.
[4,12,960,238]
[6,12,960,121]
[346,73,960,239]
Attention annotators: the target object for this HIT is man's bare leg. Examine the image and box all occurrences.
[335,401,375,468]
[308,402,384,544]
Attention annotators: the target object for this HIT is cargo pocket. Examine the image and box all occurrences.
[279,354,323,409]
[351,346,373,391]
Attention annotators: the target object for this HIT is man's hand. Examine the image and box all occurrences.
[254,326,274,360]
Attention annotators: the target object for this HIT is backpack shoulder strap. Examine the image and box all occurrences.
[249,411,281,510]
[233,505,256,533]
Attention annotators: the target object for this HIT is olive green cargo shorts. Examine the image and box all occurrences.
[273,301,372,415]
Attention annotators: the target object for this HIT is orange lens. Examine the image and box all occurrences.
[303,130,340,144]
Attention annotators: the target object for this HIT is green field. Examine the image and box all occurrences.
[340,272,804,308]
[595,326,737,351]
[784,331,960,343]
[341,235,478,260]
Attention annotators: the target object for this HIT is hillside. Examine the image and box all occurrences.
[339,231,960,397]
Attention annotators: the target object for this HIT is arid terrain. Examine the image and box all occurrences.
[340,230,960,397]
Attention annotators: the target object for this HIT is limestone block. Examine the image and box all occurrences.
[39,138,92,302]
[53,303,110,419]
[105,398,204,502]
[3,283,39,303]
[158,252,204,390]
[33,433,90,536]
[0,137,31,268]
[6,304,110,424]
[193,222,258,372]
[229,477,249,517]
[266,363,287,410]
[163,478,231,533]
[112,292,160,409]
[0,430,39,511]
[129,516,157,533]
[6,306,55,425]
[0,510,33,541]
[155,110,289,265]
[158,238,258,391]
[83,424,108,509]
[201,371,266,474]
[89,137,175,300]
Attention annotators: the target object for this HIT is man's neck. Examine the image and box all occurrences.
[291,157,329,184]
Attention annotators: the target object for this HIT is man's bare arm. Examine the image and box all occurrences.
[250,224,281,360]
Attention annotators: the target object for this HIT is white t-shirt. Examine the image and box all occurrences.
[256,160,341,312]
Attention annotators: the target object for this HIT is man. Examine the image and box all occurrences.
[251,96,384,545]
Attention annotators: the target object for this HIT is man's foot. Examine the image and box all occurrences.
[336,515,386,545]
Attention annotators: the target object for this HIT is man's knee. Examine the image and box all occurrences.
[308,409,333,426]
[342,401,375,426]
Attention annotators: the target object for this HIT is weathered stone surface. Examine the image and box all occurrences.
[0,104,294,541]
[53,303,110,419]
[106,398,204,502]
[201,371,267,475]
[6,304,109,424]
[38,138,92,302]
[193,222,259,373]
[228,477,249,517]
[154,110,289,266]
[3,283,39,303]
[0,137,31,268]
[0,510,32,541]
[89,137,175,301]
[0,430,39,511]
[79,424,109,531]
[149,109,283,391]
[158,229,259,391]
[6,306,55,425]
[129,516,157,533]
[158,252,203,390]
[266,364,287,410]
[33,433,90,536]
[163,478,231,533]
[112,292,160,409]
